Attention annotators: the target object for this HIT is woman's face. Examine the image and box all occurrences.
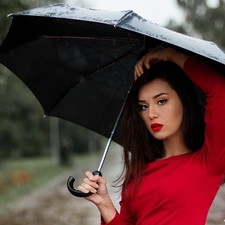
[138,78,183,140]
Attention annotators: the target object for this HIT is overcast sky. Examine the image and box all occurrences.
[66,0,185,26]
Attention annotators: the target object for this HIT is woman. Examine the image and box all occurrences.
[77,48,225,225]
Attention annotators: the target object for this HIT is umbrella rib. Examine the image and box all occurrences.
[41,35,140,42]
[38,37,142,79]
[114,10,133,28]
[46,42,143,116]
[95,64,134,132]
[80,43,143,79]
[57,39,142,71]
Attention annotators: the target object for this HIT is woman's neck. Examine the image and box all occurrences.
[161,134,191,159]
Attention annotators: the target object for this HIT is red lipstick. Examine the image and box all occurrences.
[151,123,163,132]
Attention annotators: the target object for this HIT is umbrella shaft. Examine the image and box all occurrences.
[97,132,113,171]
[97,80,134,172]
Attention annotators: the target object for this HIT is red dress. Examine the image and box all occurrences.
[102,57,225,225]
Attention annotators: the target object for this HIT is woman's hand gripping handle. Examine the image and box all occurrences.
[67,170,102,197]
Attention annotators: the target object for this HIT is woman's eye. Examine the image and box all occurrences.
[138,104,148,111]
[157,99,167,105]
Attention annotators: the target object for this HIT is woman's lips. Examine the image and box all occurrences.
[151,123,163,132]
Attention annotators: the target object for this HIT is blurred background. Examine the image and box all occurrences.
[0,0,224,224]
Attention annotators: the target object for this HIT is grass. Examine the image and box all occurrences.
[0,158,67,211]
[0,153,100,212]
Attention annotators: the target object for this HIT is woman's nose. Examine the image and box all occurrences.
[148,107,158,119]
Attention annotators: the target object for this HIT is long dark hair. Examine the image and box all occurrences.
[119,61,206,194]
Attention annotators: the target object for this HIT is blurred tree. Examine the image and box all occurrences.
[0,70,49,157]
[166,19,189,34]
[172,0,225,49]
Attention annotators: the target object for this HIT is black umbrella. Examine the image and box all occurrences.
[0,3,225,197]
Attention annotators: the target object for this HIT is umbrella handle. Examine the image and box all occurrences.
[67,170,102,197]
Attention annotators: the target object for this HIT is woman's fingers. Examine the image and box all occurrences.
[77,171,108,195]
[134,48,172,79]
[134,54,152,79]
[77,184,93,193]
[83,177,99,188]
[134,66,141,80]
[134,58,147,79]
[77,171,99,194]
[143,54,152,70]
[85,170,94,178]
[78,181,98,194]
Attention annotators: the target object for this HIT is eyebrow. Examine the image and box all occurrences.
[138,93,168,102]
[153,93,168,99]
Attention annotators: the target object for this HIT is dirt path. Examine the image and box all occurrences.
[207,186,225,225]
[0,143,122,225]
[0,143,224,225]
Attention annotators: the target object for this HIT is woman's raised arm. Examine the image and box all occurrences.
[134,48,188,79]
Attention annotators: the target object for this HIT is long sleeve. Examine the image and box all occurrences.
[100,211,127,225]
[183,56,225,175]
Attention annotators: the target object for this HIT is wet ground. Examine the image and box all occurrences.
[0,143,122,225]
[0,143,224,225]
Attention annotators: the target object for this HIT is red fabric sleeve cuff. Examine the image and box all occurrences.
[100,211,122,225]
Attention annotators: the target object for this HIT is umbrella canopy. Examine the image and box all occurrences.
[1,3,225,146]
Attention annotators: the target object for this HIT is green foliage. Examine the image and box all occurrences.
[0,66,49,157]
[0,157,68,211]
[176,0,225,48]
[166,19,189,35]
